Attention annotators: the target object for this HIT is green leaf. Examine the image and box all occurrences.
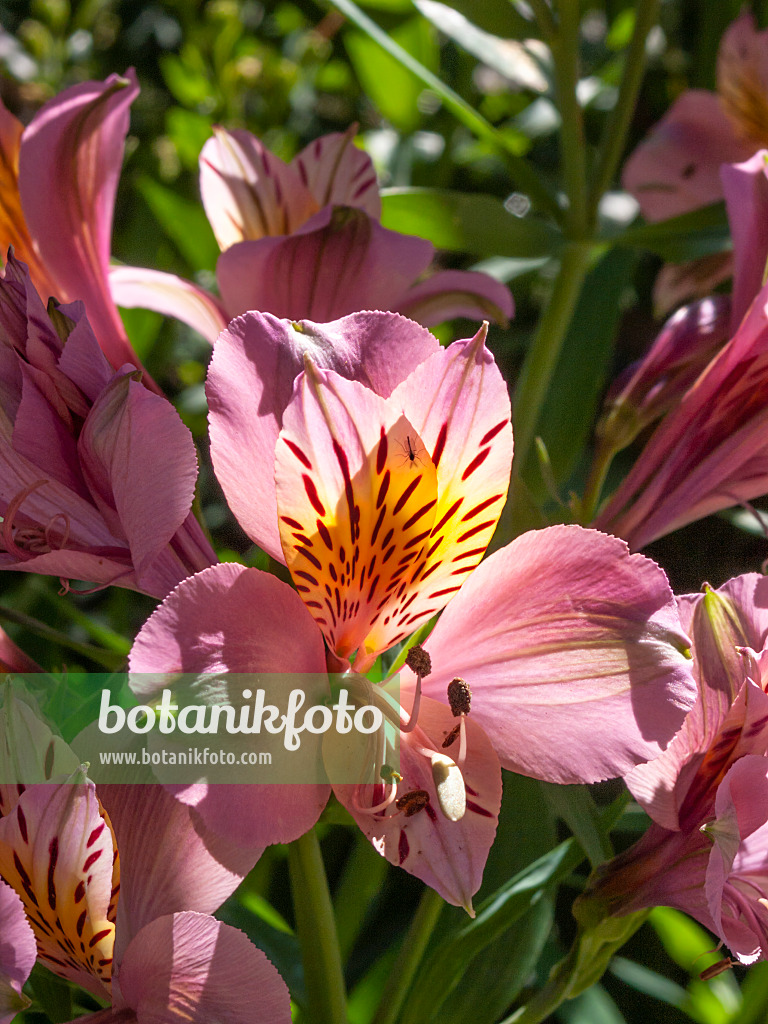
[398,836,585,1024]
[532,246,638,492]
[559,984,628,1024]
[380,188,562,257]
[612,203,730,263]
[413,0,549,89]
[539,782,615,868]
[345,17,437,132]
[137,176,220,272]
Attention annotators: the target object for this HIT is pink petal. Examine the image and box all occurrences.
[129,562,330,848]
[0,879,35,1024]
[594,281,768,549]
[331,695,501,912]
[77,371,199,581]
[294,129,381,219]
[19,72,143,371]
[109,266,228,345]
[0,777,115,999]
[97,785,258,963]
[396,268,513,327]
[216,206,434,322]
[420,525,696,784]
[387,326,513,623]
[721,151,768,330]
[717,12,768,143]
[199,126,316,249]
[707,755,768,963]
[207,310,438,561]
[116,912,291,1023]
[0,627,40,673]
[622,90,751,221]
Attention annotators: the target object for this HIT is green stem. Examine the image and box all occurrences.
[552,0,588,235]
[510,240,593,487]
[288,829,348,1024]
[527,0,557,43]
[579,440,617,524]
[0,605,126,672]
[329,0,563,222]
[371,886,444,1024]
[587,0,662,220]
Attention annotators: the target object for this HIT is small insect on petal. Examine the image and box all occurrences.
[431,753,466,821]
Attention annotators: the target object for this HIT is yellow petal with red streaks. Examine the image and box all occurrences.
[276,363,438,669]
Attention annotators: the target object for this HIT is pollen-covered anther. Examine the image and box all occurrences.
[395,789,431,817]
[430,753,466,822]
[447,677,472,716]
[405,645,432,678]
[441,722,461,749]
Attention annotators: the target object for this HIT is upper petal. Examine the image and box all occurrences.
[294,128,381,219]
[420,525,696,784]
[199,126,317,249]
[116,912,291,1023]
[276,364,439,667]
[207,310,438,561]
[19,71,143,371]
[721,151,768,330]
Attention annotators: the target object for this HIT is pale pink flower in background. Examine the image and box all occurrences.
[131,310,696,911]
[0,254,217,597]
[623,13,768,222]
[199,126,514,326]
[0,70,226,374]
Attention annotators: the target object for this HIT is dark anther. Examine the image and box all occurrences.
[405,644,432,678]
[447,677,472,717]
[396,789,431,816]
[441,722,462,748]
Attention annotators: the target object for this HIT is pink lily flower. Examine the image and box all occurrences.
[0,70,227,364]
[0,773,290,1022]
[130,310,695,911]
[580,575,768,960]
[623,13,768,223]
[0,254,217,597]
[199,126,514,326]
[592,275,768,550]
[0,878,35,1022]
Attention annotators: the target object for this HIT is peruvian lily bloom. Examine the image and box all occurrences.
[623,13,768,223]
[0,254,217,597]
[130,309,695,911]
[198,126,513,326]
[592,274,768,550]
[0,878,35,1022]
[0,771,290,1022]
[0,70,227,365]
[579,575,768,960]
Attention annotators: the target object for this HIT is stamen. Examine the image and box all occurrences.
[1,479,49,560]
[447,677,472,716]
[404,645,432,678]
[395,789,431,816]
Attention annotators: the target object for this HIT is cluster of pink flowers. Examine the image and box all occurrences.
[6,10,768,1016]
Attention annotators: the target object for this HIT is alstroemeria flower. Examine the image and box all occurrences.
[593,275,768,550]
[198,126,513,327]
[0,878,35,1023]
[131,310,695,911]
[579,575,768,961]
[623,13,768,222]
[0,773,289,1022]
[0,71,227,365]
[0,254,217,597]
